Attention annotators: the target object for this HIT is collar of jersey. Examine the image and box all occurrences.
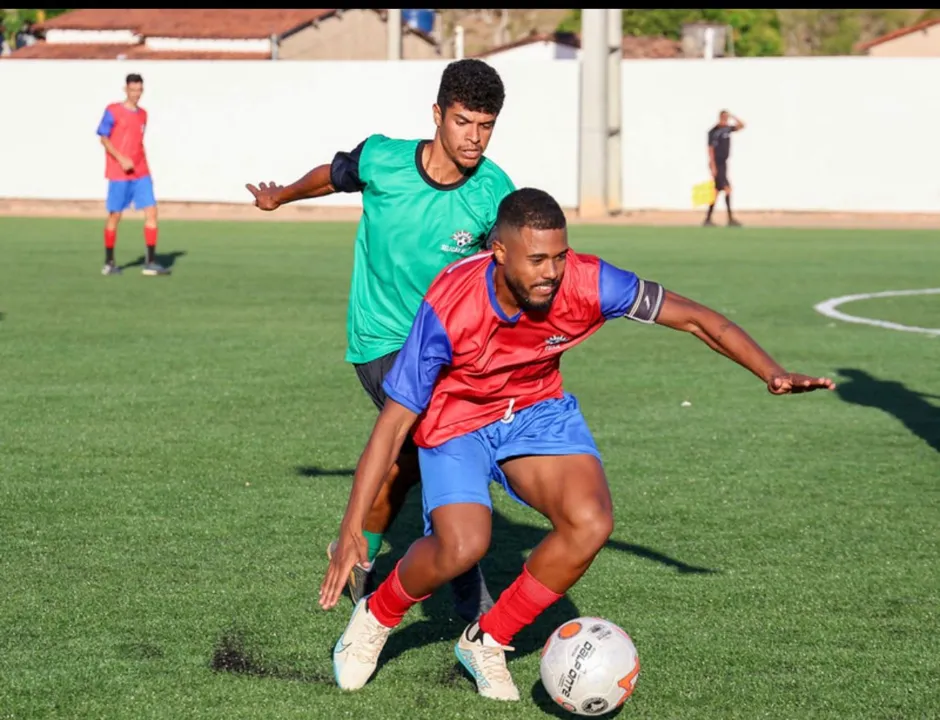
[486,260,522,324]
[414,140,475,192]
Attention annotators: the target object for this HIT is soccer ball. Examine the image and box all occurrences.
[539,617,640,716]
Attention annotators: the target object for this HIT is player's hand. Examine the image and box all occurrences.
[709,163,717,177]
[318,526,369,610]
[120,157,135,174]
[246,181,283,211]
[767,373,836,395]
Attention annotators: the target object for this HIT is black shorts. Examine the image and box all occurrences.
[354,350,417,454]
[714,163,730,191]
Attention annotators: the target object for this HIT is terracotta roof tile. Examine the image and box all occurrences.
[854,17,940,52]
[621,36,682,59]
[5,42,269,60]
[35,9,337,40]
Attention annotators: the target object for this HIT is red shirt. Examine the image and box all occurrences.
[96,103,150,181]
[383,250,659,448]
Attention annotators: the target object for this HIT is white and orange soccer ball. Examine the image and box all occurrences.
[539,617,640,716]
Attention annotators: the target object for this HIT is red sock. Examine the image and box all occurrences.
[478,565,563,646]
[104,229,117,249]
[367,562,429,628]
[144,226,158,247]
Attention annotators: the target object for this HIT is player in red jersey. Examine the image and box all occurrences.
[95,73,168,277]
[320,187,835,701]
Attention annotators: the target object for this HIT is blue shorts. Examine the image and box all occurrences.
[417,392,602,536]
[106,175,156,213]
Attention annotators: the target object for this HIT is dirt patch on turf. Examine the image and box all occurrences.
[2,198,939,230]
[210,625,332,685]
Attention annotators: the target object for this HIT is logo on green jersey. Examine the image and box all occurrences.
[453,230,475,247]
[441,230,476,254]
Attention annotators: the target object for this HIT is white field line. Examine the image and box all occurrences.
[813,288,940,336]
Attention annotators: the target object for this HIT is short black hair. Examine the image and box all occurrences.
[126,73,143,85]
[437,59,505,116]
[495,188,567,233]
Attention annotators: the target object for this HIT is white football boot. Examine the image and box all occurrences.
[332,596,392,691]
[454,622,520,701]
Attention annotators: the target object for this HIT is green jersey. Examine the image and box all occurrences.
[331,133,516,365]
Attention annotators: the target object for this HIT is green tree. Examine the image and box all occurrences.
[778,9,924,56]
[557,9,783,57]
[3,8,70,46]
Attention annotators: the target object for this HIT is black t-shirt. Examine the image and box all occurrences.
[708,124,737,163]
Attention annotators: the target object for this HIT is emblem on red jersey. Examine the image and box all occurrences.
[546,334,569,346]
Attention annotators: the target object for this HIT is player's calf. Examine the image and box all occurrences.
[399,504,492,598]
[103,216,121,271]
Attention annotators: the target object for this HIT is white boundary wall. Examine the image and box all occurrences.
[620,57,940,214]
[1,56,938,213]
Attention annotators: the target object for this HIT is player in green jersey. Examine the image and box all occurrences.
[246,59,516,623]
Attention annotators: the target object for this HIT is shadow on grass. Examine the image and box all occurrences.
[216,467,717,691]
[836,367,939,454]
[295,465,355,478]
[370,492,717,684]
[530,679,630,718]
[119,250,187,271]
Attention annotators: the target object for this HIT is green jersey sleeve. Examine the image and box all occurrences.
[329,133,399,193]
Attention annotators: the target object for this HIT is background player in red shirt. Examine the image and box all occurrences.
[320,187,835,701]
[96,73,168,277]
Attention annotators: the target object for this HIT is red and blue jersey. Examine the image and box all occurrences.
[382,250,664,448]
[96,103,150,181]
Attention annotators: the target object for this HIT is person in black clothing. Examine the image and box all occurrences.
[705,109,745,227]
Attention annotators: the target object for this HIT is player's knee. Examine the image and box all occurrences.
[434,518,490,575]
[582,505,615,553]
[559,500,614,557]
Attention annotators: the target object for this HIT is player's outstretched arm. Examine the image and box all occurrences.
[318,399,417,610]
[245,164,335,212]
[246,139,367,212]
[654,290,835,395]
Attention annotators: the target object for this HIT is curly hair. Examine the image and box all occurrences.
[496,188,567,233]
[436,59,505,116]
